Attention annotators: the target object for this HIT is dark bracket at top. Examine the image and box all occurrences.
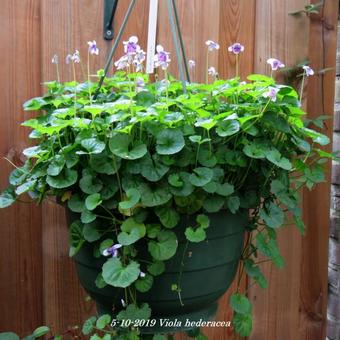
[103,0,119,40]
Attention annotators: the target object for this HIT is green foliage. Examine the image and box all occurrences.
[0,46,333,339]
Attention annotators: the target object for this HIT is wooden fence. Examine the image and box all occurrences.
[0,1,338,339]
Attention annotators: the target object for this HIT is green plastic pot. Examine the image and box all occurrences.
[69,210,247,333]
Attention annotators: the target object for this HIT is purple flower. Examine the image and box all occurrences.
[136,77,145,92]
[154,45,171,70]
[188,59,196,69]
[69,50,80,63]
[114,55,129,70]
[140,271,146,278]
[52,55,59,64]
[65,54,72,64]
[123,36,140,54]
[303,65,314,76]
[208,66,217,77]
[133,60,143,72]
[267,58,285,71]
[87,40,99,55]
[205,40,220,51]
[102,243,122,257]
[134,49,146,63]
[228,43,245,55]
[262,87,280,102]
[121,299,126,307]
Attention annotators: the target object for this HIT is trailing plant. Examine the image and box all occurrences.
[0,37,335,339]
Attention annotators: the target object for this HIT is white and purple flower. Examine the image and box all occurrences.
[102,243,122,257]
[154,45,171,70]
[205,40,220,51]
[267,58,285,71]
[52,55,59,64]
[303,65,314,76]
[228,43,244,55]
[88,40,99,55]
[208,66,217,77]
[114,55,129,70]
[139,271,146,278]
[123,36,140,54]
[188,59,196,69]
[262,87,280,102]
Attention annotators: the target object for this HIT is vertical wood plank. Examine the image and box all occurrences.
[0,0,43,335]
[300,0,338,338]
[249,1,309,339]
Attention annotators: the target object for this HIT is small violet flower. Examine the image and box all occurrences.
[134,49,146,63]
[114,55,129,70]
[121,299,126,307]
[228,43,244,55]
[102,243,122,257]
[87,40,99,55]
[154,45,171,70]
[123,36,140,54]
[205,40,220,51]
[303,65,314,76]
[65,54,72,64]
[267,58,285,71]
[140,271,146,278]
[51,55,59,64]
[208,66,217,77]
[136,77,145,91]
[188,59,196,69]
[263,87,280,102]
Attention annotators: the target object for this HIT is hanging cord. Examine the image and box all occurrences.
[94,0,137,99]
[171,0,190,83]
[166,0,187,93]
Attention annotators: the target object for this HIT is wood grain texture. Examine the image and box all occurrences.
[300,0,338,338]
[249,1,309,339]
[0,0,43,335]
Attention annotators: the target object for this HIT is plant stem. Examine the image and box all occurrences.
[72,63,77,117]
[87,51,92,105]
[235,54,239,78]
[206,50,209,84]
[56,63,60,83]
[299,71,306,103]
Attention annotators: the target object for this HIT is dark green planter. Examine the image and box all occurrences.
[70,210,247,333]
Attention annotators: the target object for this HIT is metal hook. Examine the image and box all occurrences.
[103,0,119,40]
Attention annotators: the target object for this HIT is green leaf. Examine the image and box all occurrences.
[244,259,268,289]
[23,97,47,111]
[135,273,154,292]
[81,209,96,224]
[216,183,234,196]
[96,314,111,330]
[197,214,210,228]
[0,333,19,340]
[47,155,66,176]
[109,133,147,160]
[156,129,185,155]
[185,227,206,242]
[89,152,118,175]
[80,138,106,154]
[227,196,240,214]
[79,173,103,194]
[266,149,292,170]
[102,257,140,288]
[232,312,253,337]
[46,168,77,189]
[230,293,252,314]
[32,326,50,337]
[203,196,224,213]
[141,186,172,207]
[256,233,284,268]
[259,202,284,229]
[95,273,107,289]
[299,126,330,145]
[15,179,36,195]
[68,194,85,213]
[216,120,240,137]
[148,230,178,261]
[82,316,97,335]
[140,155,169,182]
[189,167,214,187]
[118,218,146,246]
[69,220,84,256]
[153,335,167,340]
[83,105,105,116]
[119,188,141,210]
[147,261,165,276]
[243,142,268,159]
[85,193,102,211]
[0,189,15,208]
[83,222,101,242]
[155,206,180,228]
[117,303,151,322]
[169,172,194,197]
[168,173,183,187]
